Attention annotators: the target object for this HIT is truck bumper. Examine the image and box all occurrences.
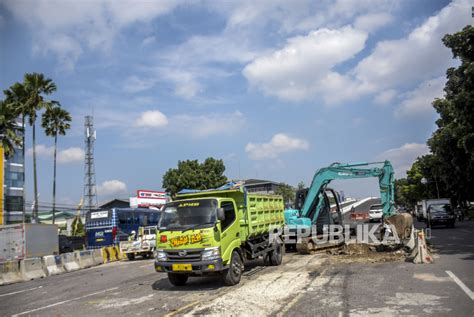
[154,259,225,275]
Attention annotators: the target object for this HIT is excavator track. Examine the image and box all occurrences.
[296,237,344,254]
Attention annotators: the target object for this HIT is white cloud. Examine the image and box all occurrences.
[162,70,202,99]
[97,180,127,196]
[354,0,471,90]
[395,77,445,118]
[171,111,245,138]
[141,35,156,46]
[27,145,84,164]
[354,12,393,33]
[243,26,368,102]
[3,0,179,70]
[57,147,84,164]
[246,133,309,160]
[135,110,168,128]
[123,76,156,93]
[377,143,430,177]
[374,89,397,106]
[27,144,54,157]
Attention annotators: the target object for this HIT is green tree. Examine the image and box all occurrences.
[275,183,295,205]
[71,216,84,236]
[0,101,22,158]
[428,25,474,206]
[297,181,306,191]
[162,158,228,196]
[42,105,72,224]
[3,82,29,222]
[23,73,57,222]
[395,155,449,207]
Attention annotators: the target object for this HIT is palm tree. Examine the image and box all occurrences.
[0,101,22,158]
[23,73,57,222]
[42,105,71,224]
[4,82,28,222]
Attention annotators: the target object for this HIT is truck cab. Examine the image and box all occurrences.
[154,187,284,286]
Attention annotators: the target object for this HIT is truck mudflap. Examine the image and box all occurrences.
[154,259,225,275]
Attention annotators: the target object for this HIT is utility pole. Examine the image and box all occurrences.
[83,116,98,214]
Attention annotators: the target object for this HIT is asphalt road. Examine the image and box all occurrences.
[1,217,473,316]
[287,220,474,316]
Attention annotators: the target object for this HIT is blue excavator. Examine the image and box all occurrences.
[284,161,413,254]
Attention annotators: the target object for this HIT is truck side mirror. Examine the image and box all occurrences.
[217,208,225,221]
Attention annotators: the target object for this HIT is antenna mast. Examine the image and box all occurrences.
[83,115,98,213]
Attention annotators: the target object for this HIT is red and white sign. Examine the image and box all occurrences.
[130,189,169,208]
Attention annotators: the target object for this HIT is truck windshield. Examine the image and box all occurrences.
[159,199,218,231]
[430,204,452,214]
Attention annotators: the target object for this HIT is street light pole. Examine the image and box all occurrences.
[421,177,440,199]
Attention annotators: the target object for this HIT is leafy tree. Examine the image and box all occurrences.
[428,25,474,207]
[395,155,449,207]
[275,183,295,205]
[0,101,22,158]
[297,181,306,191]
[42,104,72,224]
[71,216,84,236]
[162,158,228,196]
[23,73,57,222]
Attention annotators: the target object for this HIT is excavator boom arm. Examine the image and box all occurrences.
[301,161,395,223]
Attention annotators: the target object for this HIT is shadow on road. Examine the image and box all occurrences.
[423,220,474,261]
[151,258,268,291]
[151,275,224,291]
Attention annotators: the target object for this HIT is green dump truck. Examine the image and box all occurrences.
[154,184,285,286]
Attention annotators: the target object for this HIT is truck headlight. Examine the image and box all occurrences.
[155,249,167,261]
[201,247,220,261]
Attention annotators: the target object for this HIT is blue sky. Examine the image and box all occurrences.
[1,0,472,206]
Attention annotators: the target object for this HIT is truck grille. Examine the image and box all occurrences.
[165,249,202,262]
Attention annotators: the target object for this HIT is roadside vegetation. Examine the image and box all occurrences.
[2,73,72,223]
[395,26,474,210]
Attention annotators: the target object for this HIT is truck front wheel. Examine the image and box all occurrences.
[126,253,135,261]
[223,250,243,286]
[168,273,188,286]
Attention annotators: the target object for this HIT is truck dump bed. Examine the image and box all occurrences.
[175,188,284,241]
[245,193,284,238]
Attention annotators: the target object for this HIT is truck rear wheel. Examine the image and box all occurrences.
[126,253,135,261]
[223,250,243,286]
[270,242,283,266]
[168,273,188,286]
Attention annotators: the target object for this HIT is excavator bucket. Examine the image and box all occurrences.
[384,213,414,243]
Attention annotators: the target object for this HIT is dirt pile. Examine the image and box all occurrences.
[326,243,406,264]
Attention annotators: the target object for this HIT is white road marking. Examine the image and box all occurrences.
[446,271,474,300]
[0,286,43,298]
[12,287,119,316]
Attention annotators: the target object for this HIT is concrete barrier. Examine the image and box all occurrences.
[74,250,95,269]
[101,247,110,263]
[92,249,104,266]
[62,252,80,272]
[0,260,22,285]
[42,255,65,276]
[114,246,123,260]
[106,246,118,262]
[20,257,46,281]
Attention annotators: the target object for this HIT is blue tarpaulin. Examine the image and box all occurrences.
[177,181,243,194]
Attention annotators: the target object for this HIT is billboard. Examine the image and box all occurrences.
[129,189,169,208]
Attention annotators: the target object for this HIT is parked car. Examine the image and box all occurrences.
[427,204,456,228]
[369,204,383,222]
